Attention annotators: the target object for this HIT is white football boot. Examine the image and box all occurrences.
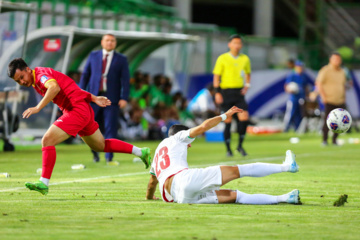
[286,189,300,204]
[284,150,299,173]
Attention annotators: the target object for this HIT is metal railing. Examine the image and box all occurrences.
[279,0,360,69]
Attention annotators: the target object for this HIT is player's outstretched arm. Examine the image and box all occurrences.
[146,174,159,200]
[22,80,60,118]
[189,106,242,138]
[91,94,111,107]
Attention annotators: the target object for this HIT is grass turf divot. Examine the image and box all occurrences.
[333,194,348,207]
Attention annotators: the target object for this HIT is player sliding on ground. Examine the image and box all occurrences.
[146,106,300,204]
[8,58,151,195]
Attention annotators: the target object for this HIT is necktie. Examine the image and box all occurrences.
[99,54,109,92]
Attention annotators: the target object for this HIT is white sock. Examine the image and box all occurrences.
[276,193,289,203]
[236,190,278,205]
[238,163,285,178]
[39,177,50,186]
[132,146,142,157]
[281,164,290,172]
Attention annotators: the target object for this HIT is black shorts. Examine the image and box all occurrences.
[220,88,248,113]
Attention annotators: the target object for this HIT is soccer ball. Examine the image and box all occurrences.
[286,82,299,94]
[326,108,352,134]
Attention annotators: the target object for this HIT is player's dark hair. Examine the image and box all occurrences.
[287,58,295,64]
[228,34,242,42]
[8,58,28,78]
[330,51,341,57]
[168,124,189,136]
[102,33,116,40]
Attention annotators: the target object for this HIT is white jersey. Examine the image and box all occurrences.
[150,129,195,202]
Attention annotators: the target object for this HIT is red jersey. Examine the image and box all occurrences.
[32,67,91,111]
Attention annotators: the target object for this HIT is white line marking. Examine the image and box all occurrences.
[0,187,24,192]
[0,172,148,193]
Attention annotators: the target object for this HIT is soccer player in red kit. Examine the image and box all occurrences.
[7,58,151,195]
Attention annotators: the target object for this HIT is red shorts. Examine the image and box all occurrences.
[54,100,99,137]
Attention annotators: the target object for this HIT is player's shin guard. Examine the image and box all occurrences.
[104,139,133,154]
[238,163,283,178]
[236,190,278,205]
[41,146,56,180]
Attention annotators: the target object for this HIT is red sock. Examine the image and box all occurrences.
[41,146,56,179]
[104,139,133,154]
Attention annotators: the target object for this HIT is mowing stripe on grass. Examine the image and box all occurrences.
[0,155,286,193]
[0,148,352,193]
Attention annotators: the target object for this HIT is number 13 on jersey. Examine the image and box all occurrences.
[154,146,170,176]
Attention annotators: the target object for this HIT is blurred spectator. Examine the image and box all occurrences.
[143,73,151,85]
[163,81,173,107]
[124,70,207,140]
[188,83,217,122]
[342,65,358,132]
[179,97,196,127]
[129,72,149,101]
[283,60,312,132]
[172,91,183,109]
[316,52,347,146]
[148,74,165,108]
[287,58,295,70]
[119,105,147,140]
[67,70,81,85]
[343,66,354,88]
[132,70,143,84]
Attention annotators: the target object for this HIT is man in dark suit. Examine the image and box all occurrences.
[80,33,130,165]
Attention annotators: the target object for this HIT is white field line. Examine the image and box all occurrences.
[0,148,354,193]
[0,172,148,193]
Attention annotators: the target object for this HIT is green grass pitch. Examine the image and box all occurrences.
[1,132,360,240]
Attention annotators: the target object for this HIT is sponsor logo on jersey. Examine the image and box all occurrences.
[40,75,49,84]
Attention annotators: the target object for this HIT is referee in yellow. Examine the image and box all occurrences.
[213,34,251,157]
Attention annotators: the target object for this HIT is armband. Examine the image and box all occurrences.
[245,83,251,88]
[220,114,227,121]
[215,87,221,93]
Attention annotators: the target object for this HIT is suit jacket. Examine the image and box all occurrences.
[79,50,130,104]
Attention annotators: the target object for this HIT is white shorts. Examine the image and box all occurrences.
[170,166,222,204]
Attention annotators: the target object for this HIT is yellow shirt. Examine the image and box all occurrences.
[213,52,251,89]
